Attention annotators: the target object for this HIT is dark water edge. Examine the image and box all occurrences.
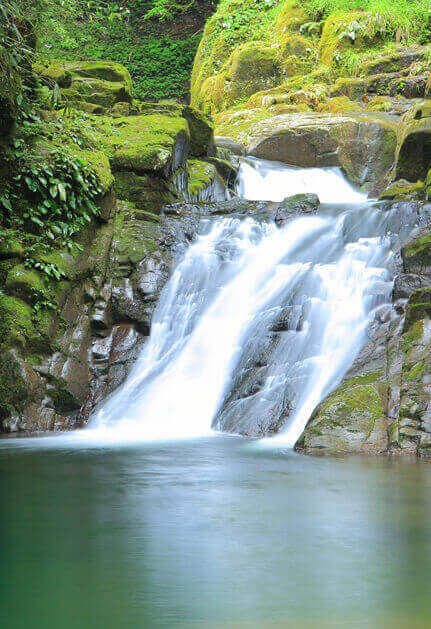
[1,434,431,628]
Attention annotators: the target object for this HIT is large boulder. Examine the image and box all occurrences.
[91,114,190,175]
[34,59,133,109]
[246,112,397,191]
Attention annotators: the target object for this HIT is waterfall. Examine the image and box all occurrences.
[89,159,399,445]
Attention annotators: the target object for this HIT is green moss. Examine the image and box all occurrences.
[68,77,132,107]
[274,1,307,40]
[0,351,30,422]
[319,11,373,67]
[379,180,424,201]
[33,59,73,88]
[114,171,175,212]
[281,34,310,57]
[406,361,426,382]
[403,232,431,268]
[111,202,161,267]
[77,149,113,194]
[190,0,281,108]
[34,59,132,91]
[402,320,424,352]
[88,114,190,174]
[404,288,431,331]
[316,96,358,113]
[187,160,217,198]
[45,374,82,412]
[330,77,366,98]
[5,265,46,303]
[214,108,275,144]
[0,238,24,260]
[0,294,37,351]
[182,106,215,157]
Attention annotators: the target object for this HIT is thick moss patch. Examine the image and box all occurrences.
[88,114,190,174]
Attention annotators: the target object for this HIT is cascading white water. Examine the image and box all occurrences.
[236,157,366,203]
[89,159,400,445]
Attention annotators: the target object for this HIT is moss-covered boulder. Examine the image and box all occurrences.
[274,0,307,40]
[226,43,282,106]
[330,77,367,99]
[182,106,215,157]
[5,265,46,303]
[379,179,424,201]
[298,372,389,455]
[0,350,36,422]
[34,59,133,110]
[186,160,226,201]
[114,171,176,212]
[89,113,190,175]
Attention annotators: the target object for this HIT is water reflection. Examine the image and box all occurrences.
[1,438,431,627]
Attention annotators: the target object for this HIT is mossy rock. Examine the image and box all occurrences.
[182,106,215,157]
[281,34,310,57]
[404,288,431,331]
[0,294,38,351]
[274,1,307,41]
[34,59,132,91]
[114,171,175,212]
[5,265,46,303]
[89,114,190,175]
[316,96,359,114]
[402,231,431,274]
[0,350,32,422]
[298,372,388,454]
[190,0,281,109]
[395,101,431,182]
[361,48,429,76]
[70,101,106,115]
[33,60,73,88]
[0,238,24,260]
[186,160,218,199]
[211,42,283,111]
[330,77,367,99]
[68,76,132,107]
[379,179,424,201]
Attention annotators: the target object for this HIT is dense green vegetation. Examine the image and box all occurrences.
[41,0,216,101]
[304,0,431,40]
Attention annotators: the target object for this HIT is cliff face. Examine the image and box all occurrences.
[0,50,229,432]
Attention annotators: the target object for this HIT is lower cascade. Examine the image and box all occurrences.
[89,158,403,445]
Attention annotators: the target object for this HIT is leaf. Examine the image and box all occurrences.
[58,182,67,202]
[49,185,58,199]
[30,216,44,227]
[0,197,12,211]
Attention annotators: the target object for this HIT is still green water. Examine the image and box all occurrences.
[1,435,431,628]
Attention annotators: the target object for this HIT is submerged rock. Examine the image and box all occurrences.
[274,193,320,227]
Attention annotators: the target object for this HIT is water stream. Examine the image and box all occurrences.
[89,158,401,445]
